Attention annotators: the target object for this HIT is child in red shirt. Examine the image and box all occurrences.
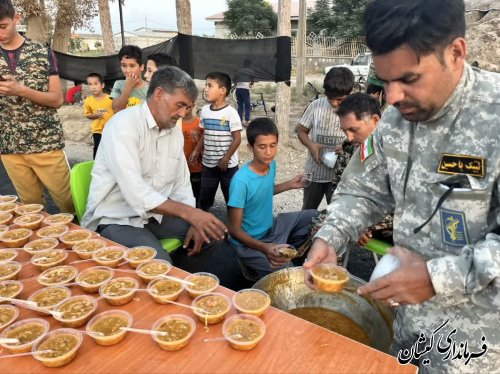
[182,108,203,206]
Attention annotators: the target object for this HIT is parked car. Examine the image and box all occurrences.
[324,52,372,83]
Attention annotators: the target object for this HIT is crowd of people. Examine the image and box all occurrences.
[1,0,499,371]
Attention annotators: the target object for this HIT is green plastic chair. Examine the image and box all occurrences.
[69,160,182,254]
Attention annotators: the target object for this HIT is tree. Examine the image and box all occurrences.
[16,0,50,43]
[223,0,277,37]
[98,0,115,54]
[307,0,369,37]
[176,0,192,34]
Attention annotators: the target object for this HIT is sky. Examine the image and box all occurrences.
[84,0,228,36]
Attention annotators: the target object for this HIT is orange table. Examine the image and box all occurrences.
[0,223,417,373]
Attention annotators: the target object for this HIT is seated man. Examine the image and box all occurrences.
[82,66,227,263]
[227,118,316,279]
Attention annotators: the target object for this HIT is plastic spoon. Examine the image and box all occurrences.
[0,350,53,359]
[119,327,167,336]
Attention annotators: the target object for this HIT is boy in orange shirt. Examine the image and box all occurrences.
[83,73,113,158]
[182,107,203,206]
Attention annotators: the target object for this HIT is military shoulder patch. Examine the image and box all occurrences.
[437,153,486,177]
[360,134,374,163]
[440,208,470,247]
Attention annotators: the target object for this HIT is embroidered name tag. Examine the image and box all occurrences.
[437,153,486,177]
[360,134,374,162]
[440,208,469,247]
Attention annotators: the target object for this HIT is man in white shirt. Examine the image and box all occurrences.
[82,66,227,262]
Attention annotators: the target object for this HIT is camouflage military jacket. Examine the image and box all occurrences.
[0,39,64,154]
[316,64,500,309]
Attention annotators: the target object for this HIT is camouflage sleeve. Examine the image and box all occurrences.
[427,178,500,309]
[314,131,395,256]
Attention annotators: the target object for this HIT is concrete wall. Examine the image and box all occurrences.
[292,56,353,74]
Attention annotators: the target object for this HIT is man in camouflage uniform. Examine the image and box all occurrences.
[0,0,73,213]
[304,0,499,372]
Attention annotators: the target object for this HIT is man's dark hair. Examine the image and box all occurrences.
[206,71,232,97]
[87,73,103,83]
[337,93,381,120]
[323,67,354,98]
[247,117,279,147]
[0,0,15,20]
[366,84,383,96]
[118,45,143,65]
[147,66,198,101]
[363,0,466,58]
[147,53,178,68]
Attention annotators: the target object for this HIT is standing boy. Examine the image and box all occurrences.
[182,107,203,206]
[228,118,315,279]
[296,67,354,210]
[83,73,113,158]
[0,0,74,213]
[144,53,177,83]
[194,72,242,211]
[110,45,148,113]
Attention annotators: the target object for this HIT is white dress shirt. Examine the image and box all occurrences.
[82,102,195,231]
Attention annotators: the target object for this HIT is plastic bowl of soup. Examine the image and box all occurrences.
[0,212,13,225]
[31,249,68,271]
[14,204,44,216]
[125,246,157,268]
[59,229,93,247]
[37,265,78,287]
[222,313,266,351]
[92,246,127,268]
[13,213,44,230]
[0,304,19,331]
[232,289,271,317]
[75,266,114,293]
[136,259,171,282]
[310,263,350,293]
[151,314,196,351]
[53,295,97,328]
[0,261,22,281]
[0,318,49,353]
[147,277,183,304]
[23,238,59,255]
[72,238,107,260]
[99,277,139,306]
[86,310,133,346]
[32,328,83,368]
[43,213,74,226]
[36,224,69,239]
[192,292,231,325]
[0,202,17,215]
[28,286,72,316]
[0,280,23,301]
[185,272,219,299]
[1,228,32,248]
[0,248,18,262]
[0,195,18,204]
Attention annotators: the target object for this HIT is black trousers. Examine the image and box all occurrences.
[199,165,238,211]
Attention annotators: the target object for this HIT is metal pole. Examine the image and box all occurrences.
[119,0,125,47]
[296,0,306,95]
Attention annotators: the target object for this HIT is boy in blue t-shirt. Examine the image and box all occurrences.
[227,118,316,279]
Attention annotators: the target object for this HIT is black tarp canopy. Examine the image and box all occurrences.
[55,33,291,85]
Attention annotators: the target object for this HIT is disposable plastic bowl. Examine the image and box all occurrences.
[32,328,83,368]
[222,313,266,351]
[0,317,49,353]
[86,310,133,346]
[185,272,219,299]
[151,314,196,351]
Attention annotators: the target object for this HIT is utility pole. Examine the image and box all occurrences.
[275,0,292,144]
[296,0,307,95]
[118,0,125,48]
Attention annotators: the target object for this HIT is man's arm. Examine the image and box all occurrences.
[228,207,289,268]
[0,74,63,108]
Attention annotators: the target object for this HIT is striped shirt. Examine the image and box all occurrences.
[299,97,346,182]
[200,104,242,168]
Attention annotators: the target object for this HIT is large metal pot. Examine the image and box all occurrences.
[253,267,394,353]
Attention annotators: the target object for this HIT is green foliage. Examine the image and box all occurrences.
[223,0,277,37]
[307,0,369,37]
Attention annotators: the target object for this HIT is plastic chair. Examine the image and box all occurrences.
[69,161,182,254]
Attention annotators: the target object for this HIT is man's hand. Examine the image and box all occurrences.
[308,143,326,164]
[357,230,372,246]
[217,156,229,172]
[303,238,337,289]
[124,72,141,90]
[0,75,22,96]
[357,246,436,306]
[185,208,227,244]
[262,243,290,268]
[183,226,204,256]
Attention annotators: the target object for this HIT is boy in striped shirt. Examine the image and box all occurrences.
[194,72,242,211]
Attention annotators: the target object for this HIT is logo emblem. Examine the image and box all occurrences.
[440,208,469,247]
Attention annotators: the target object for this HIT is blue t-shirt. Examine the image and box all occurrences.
[228,160,276,246]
